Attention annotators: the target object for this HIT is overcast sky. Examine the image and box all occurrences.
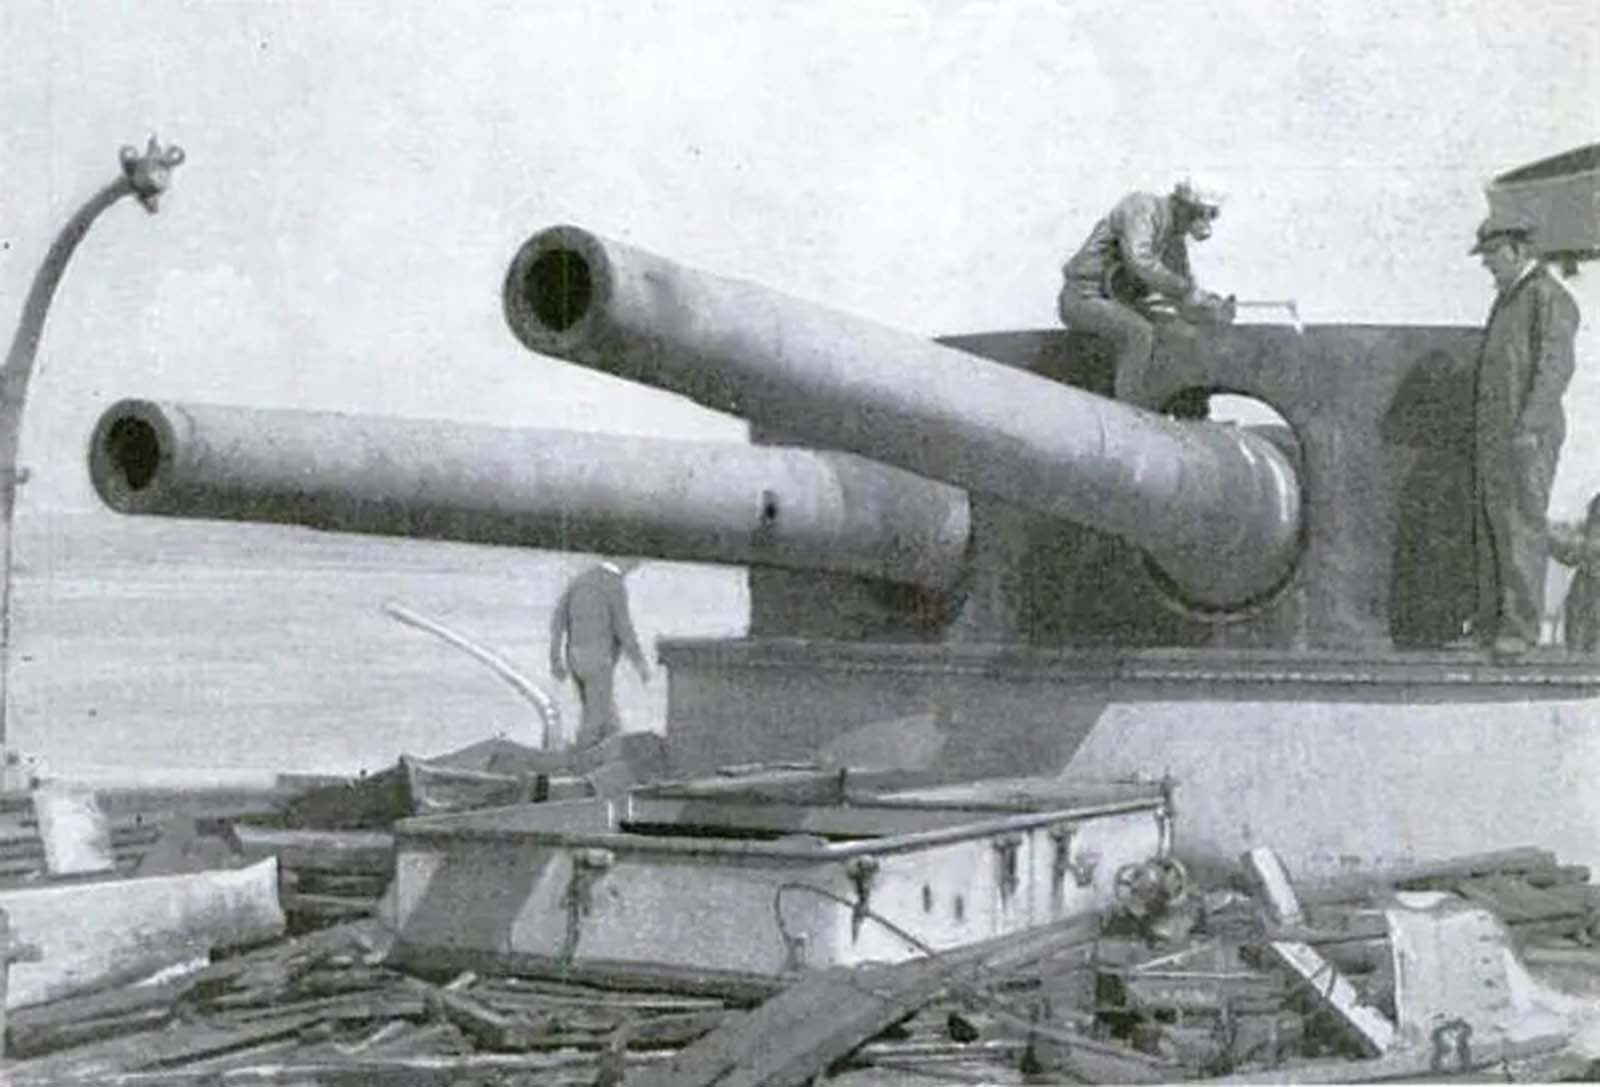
[2,0,1598,514]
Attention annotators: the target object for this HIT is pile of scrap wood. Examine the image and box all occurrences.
[643,844,1597,1086]
[227,732,670,930]
[3,917,740,1085]
[3,844,1596,1084]
[228,826,395,931]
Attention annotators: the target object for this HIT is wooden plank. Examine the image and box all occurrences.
[6,977,187,1057]
[1545,881,1600,911]
[0,858,42,880]
[470,976,727,1011]
[615,1009,729,1049]
[228,826,394,876]
[384,940,783,1006]
[443,1007,733,1052]
[1525,863,1592,887]
[1270,912,1388,945]
[337,1018,412,1055]
[1451,877,1589,943]
[1523,944,1600,969]
[636,966,962,1087]
[184,918,384,998]
[1299,847,1560,904]
[295,965,400,1001]
[19,1048,679,1085]
[853,1037,1025,1064]
[144,1035,308,1075]
[1280,894,1587,962]
[1214,1030,1567,1083]
[631,915,1131,1087]
[1241,847,1303,926]
[280,892,377,922]
[6,1004,173,1059]
[12,1009,329,1078]
[0,822,158,857]
[1012,1018,1181,1085]
[433,988,539,1050]
[223,990,428,1024]
[1266,941,1394,1056]
[1118,968,1284,1013]
[292,871,390,898]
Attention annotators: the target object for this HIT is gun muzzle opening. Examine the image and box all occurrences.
[90,400,176,512]
[105,417,161,492]
[503,227,613,354]
[521,247,592,333]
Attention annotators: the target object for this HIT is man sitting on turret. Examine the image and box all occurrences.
[1057,176,1234,414]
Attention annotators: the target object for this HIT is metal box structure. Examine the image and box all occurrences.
[388,777,1168,988]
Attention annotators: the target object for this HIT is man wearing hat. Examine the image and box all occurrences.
[1469,211,1580,657]
[1057,177,1233,413]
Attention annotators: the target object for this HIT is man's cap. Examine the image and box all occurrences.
[1469,211,1538,254]
[1174,175,1227,211]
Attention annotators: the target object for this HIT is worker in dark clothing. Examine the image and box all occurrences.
[549,559,652,749]
[1469,212,1580,658]
[1057,177,1233,412]
[1549,493,1600,653]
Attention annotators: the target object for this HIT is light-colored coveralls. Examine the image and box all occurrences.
[548,562,649,749]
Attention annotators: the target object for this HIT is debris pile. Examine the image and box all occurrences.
[4,918,739,1085]
[0,839,1594,1084]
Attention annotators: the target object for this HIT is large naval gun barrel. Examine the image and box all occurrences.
[504,226,1303,609]
[88,399,969,591]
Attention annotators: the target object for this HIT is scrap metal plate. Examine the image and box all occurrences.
[388,776,1168,987]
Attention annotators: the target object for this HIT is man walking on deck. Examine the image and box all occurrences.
[549,560,652,749]
[1057,176,1233,412]
[1469,212,1580,658]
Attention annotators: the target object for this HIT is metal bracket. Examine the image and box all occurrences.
[1048,823,1099,892]
[993,834,1023,904]
[119,135,186,213]
[1430,1018,1473,1073]
[780,931,810,974]
[845,857,879,943]
[560,848,615,962]
[1157,773,1178,855]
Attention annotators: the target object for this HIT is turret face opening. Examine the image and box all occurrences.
[1207,393,1300,450]
[102,416,162,493]
[1159,389,1297,438]
[522,248,593,332]
[1147,388,1305,620]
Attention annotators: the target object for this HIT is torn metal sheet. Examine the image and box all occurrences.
[1387,895,1580,1061]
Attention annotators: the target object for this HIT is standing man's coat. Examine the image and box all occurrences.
[549,562,650,749]
[1472,261,1580,646]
